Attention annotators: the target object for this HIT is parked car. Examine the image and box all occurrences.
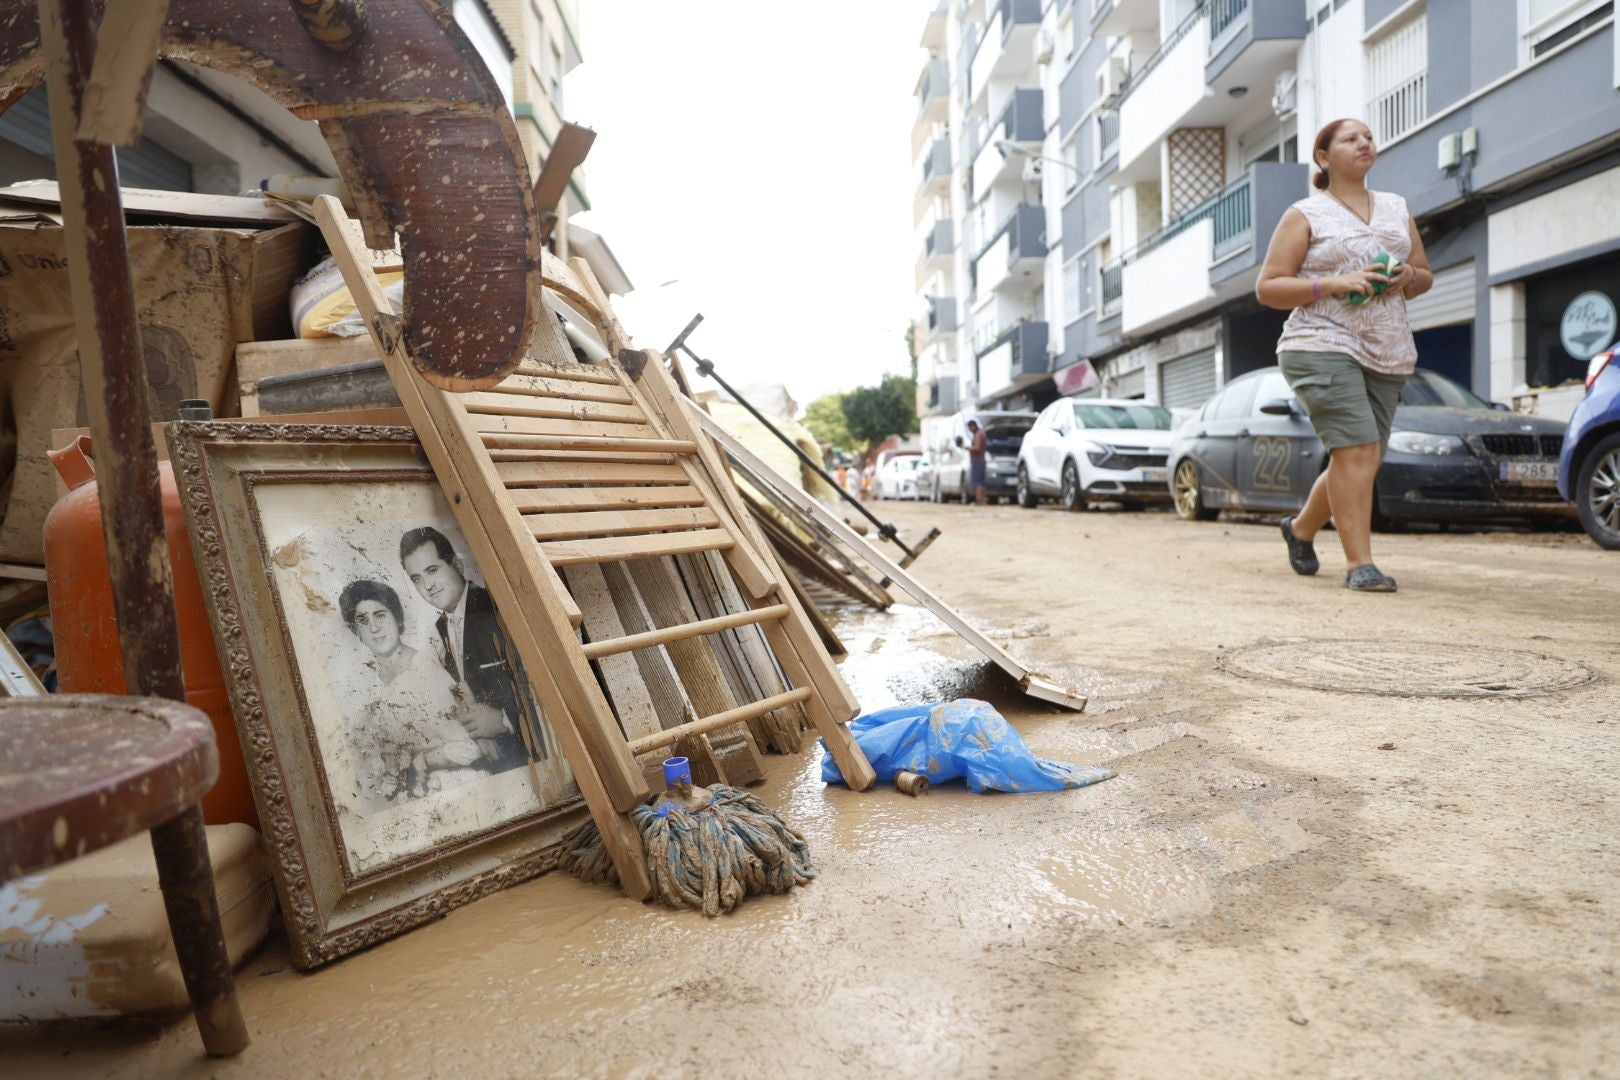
[921,410,1037,503]
[1015,399,1175,511]
[873,454,924,500]
[1557,343,1620,549]
[1167,367,1572,527]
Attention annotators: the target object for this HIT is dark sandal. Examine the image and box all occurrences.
[1280,516,1319,576]
[1344,564,1397,592]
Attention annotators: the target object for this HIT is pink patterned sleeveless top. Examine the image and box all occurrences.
[1275,190,1417,375]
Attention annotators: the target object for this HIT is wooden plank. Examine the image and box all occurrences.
[482,433,697,454]
[523,506,719,542]
[489,449,679,466]
[561,565,661,744]
[463,392,647,424]
[784,566,846,660]
[237,336,379,384]
[489,371,634,405]
[514,359,621,385]
[542,529,734,567]
[580,604,789,661]
[509,486,706,513]
[472,413,656,440]
[696,408,1088,713]
[626,689,812,757]
[312,197,652,897]
[747,493,892,610]
[496,462,690,488]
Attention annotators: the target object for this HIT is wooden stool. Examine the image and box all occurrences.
[0,695,250,1056]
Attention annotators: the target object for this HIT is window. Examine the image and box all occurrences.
[1062,257,1083,323]
[1209,377,1259,420]
[1248,373,1294,416]
[1072,402,1174,430]
[1063,135,1083,193]
[1366,10,1427,145]
[1521,0,1614,60]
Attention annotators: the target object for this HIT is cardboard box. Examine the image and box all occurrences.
[0,185,312,564]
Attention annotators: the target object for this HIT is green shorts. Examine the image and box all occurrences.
[1278,351,1408,451]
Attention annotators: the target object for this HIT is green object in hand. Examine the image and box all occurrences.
[1347,251,1399,306]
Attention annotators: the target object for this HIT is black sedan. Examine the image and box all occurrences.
[1167,367,1573,527]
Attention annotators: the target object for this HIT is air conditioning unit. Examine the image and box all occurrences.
[1035,28,1055,65]
[1438,132,1462,171]
[1022,158,1045,183]
[1098,55,1129,99]
[1271,70,1297,116]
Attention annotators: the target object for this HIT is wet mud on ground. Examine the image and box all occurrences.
[4,502,1617,1077]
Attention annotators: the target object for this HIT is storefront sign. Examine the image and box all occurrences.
[1054,359,1099,395]
[1560,290,1617,360]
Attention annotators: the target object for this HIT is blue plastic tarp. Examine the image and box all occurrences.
[821,699,1114,793]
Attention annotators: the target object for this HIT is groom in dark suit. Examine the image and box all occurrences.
[399,526,542,773]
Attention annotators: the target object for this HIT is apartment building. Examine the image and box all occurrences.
[915,0,1620,422]
[0,0,627,291]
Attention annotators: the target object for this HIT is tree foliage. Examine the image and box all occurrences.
[802,393,857,451]
[841,373,918,447]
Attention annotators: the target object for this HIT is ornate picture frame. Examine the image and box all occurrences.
[166,422,586,969]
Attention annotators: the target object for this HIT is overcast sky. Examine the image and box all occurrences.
[569,1,931,414]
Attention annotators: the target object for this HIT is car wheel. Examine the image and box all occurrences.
[1060,461,1085,512]
[1576,431,1620,550]
[1172,460,1218,521]
[1016,465,1038,508]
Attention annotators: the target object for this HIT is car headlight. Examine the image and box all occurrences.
[1386,431,1467,456]
[1084,444,1113,467]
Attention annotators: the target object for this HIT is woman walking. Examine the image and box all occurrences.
[1256,118,1433,592]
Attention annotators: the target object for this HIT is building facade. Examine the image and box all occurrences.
[913,0,1620,422]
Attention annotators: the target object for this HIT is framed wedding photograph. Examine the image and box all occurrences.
[166,421,584,969]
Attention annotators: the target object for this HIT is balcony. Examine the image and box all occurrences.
[970,0,1042,104]
[920,137,952,194]
[974,204,1046,293]
[1117,162,1307,334]
[920,0,948,49]
[925,375,960,415]
[922,295,959,341]
[915,58,949,128]
[996,87,1044,146]
[1091,0,1157,38]
[974,321,1050,401]
[1116,0,1304,180]
[1205,0,1307,89]
[916,219,955,286]
[1099,258,1123,319]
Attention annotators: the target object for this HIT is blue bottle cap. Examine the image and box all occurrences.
[662,757,692,787]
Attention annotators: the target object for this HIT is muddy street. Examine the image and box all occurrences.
[8,503,1618,1078]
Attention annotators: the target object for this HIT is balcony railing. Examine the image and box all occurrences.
[974,320,1049,378]
[1116,1,1207,104]
[1209,0,1248,46]
[997,87,1045,143]
[976,203,1047,263]
[993,0,1043,40]
[921,139,952,186]
[916,58,949,118]
[1370,71,1427,146]
[1210,173,1252,257]
[926,296,959,334]
[924,219,955,260]
[1100,259,1123,317]
[1097,108,1119,159]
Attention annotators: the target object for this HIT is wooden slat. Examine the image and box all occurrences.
[626,689,813,756]
[514,359,621,385]
[464,391,647,424]
[580,604,790,661]
[496,461,690,487]
[523,506,720,541]
[483,433,698,454]
[489,449,679,465]
[312,197,653,898]
[508,486,706,513]
[542,529,734,566]
[562,565,662,743]
[492,372,634,404]
[472,413,655,440]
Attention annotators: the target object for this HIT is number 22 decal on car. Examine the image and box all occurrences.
[1251,437,1293,492]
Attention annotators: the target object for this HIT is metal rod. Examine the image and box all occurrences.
[38,0,248,1055]
[662,315,916,558]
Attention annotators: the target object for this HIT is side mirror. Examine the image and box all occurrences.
[1490,401,1510,412]
[1259,397,1300,416]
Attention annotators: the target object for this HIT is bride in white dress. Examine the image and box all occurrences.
[338,579,489,806]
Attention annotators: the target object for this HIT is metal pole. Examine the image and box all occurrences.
[664,315,916,555]
[37,0,248,1055]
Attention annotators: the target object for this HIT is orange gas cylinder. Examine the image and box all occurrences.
[43,435,258,829]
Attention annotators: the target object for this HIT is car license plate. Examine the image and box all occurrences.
[1142,468,1168,483]
[1500,461,1557,484]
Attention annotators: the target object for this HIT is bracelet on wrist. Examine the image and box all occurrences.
[1310,278,1322,301]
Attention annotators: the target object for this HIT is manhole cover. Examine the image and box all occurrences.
[1217,640,1596,699]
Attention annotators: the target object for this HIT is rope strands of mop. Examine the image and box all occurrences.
[555,785,816,916]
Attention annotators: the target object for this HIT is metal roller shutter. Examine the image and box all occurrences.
[1158,349,1218,409]
[1113,368,1146,398]
[1406,261,1476,330]
[0,86,193,192]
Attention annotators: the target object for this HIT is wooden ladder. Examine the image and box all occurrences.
[313,197,874,900]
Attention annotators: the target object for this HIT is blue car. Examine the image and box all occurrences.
[1557,344,1620,549]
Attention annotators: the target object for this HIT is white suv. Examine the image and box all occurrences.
[1016,398,1176,511]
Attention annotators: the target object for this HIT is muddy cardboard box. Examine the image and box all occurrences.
[0,187,310,565]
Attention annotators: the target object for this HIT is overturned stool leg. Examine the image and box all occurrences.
[150,807,250,1056]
